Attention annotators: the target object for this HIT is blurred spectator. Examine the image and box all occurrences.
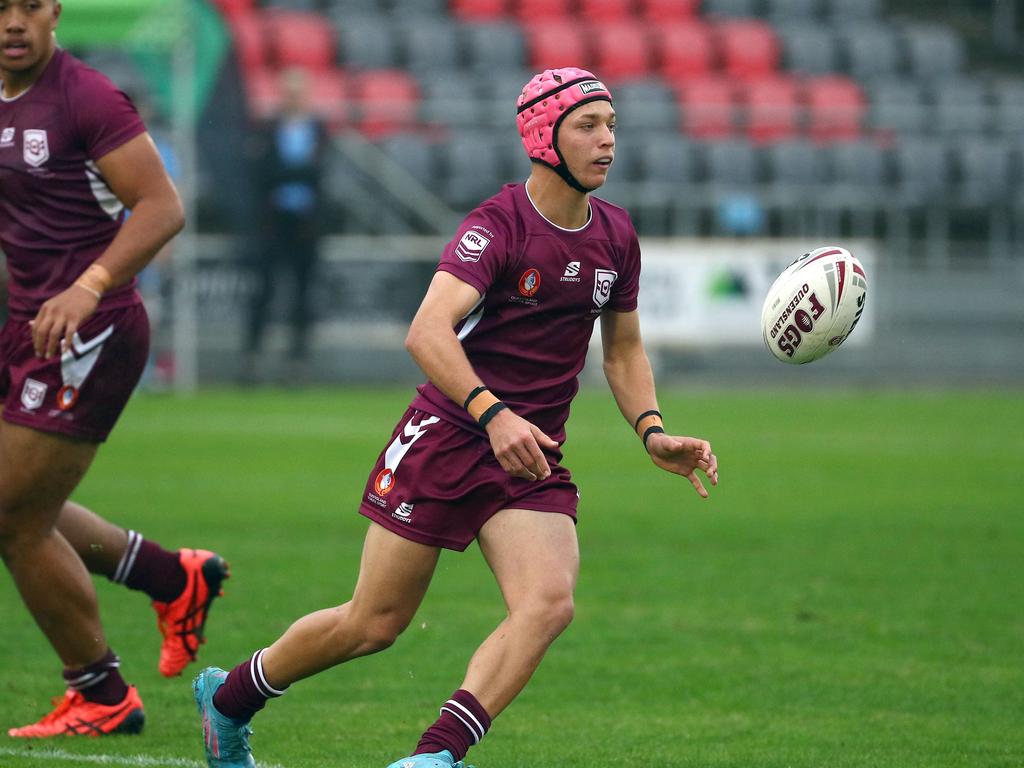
[241,67,329,383]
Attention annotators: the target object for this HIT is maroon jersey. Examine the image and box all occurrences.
[411,182,641,446]
[0,48,146,321]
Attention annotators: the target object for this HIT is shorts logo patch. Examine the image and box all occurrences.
[392,501,414,523]
[1,127,14,147]
[23,129,49,167]
[454,228,491,262]
[57,385,79,412]
[519,268,541,297]
[20,378,47,410]
[374,468,395,496]
[593,268,617,308]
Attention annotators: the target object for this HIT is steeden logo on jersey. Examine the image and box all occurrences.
[560,261,582,283]
[23,129,49,167]
[0,127,15,148]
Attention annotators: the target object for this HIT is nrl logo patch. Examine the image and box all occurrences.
[23,129,49,167]
[454,227,491,263]
[593,269,617,308]
[20,378,47,410]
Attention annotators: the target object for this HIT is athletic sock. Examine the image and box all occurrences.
[63,649,129,706]
[414,689,492,762]
[110,530,186,603]
[212,648,288,721]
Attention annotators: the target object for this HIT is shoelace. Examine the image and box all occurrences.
[39,692,78,724]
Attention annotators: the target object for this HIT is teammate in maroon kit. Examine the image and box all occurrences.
[0,0,228,737]
[194,67,718,768]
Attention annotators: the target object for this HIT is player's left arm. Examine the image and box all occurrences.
[31,132,184,358]
[600,309,719,498]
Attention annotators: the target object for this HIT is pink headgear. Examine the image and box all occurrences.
[516,67,613,193]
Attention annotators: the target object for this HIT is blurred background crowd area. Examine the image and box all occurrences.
[70,0,1024,255]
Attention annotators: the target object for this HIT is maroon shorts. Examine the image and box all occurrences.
[359,407,579,551]
[0,304,149,443]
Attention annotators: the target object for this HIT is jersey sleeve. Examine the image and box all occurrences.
[435,205,513,296]
[71,67,147,162]
[607,218,641,312]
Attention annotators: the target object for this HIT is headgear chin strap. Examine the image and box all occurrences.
[516,67,613,193]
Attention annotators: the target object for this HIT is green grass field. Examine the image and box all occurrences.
[1,388,1022,768]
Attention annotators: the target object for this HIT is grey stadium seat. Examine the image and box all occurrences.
[867,78,931,135]
[636,133,700,185]
[388,0,449,16]
[825,0,883,22]
[765,140,827,189]
[418,71,483,128]
[704,140,760,190]
[333,13,400,69]
[702,0,760,18]
[398,18,463,73]
[776,22,842,76]
[379,134,439,188]
[440,131,512,210]
[902,23,966,79]
[613,79,681,132]
[840,23,902,80]
[824,139,887,203]
[765,0,822,22]
[891,138,953,205]
[952,137,1015,206]
[462,23,527,74]
[930,78,990,135]
[989,79,1024,135]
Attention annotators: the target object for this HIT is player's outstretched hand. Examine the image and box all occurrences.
[29,284,100,359]
[485,408,558,482]
[646,434,719,499]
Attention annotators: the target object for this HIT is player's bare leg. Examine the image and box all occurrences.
[0,421,143,737]
[193,522,439,767]
[387,508,579,767]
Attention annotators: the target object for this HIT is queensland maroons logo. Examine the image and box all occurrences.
[374,468,395,496]
[518,268,541,297]
[23,129,49,167]
[20,378,47,411]
[593,269,617,307]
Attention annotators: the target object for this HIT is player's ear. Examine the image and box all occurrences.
[52,0,62,26]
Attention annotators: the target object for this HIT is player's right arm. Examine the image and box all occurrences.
[405,271,557,482]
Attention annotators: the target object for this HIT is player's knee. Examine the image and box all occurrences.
[518,593,575,639]
[358,611,411,653]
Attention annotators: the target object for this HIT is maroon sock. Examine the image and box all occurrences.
[212,648,288,722]
[64,649,129,706]
[414,689,492,762]
[110,530,186,603]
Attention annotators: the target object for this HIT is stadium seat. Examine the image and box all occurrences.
[867,78,931,136]
[636,131,699,183]
[930,78,990,135]
[462,22,527,73]
[702,0,759,18]
[267,11,335,70]
[775,22,841,76]
[637,0,699,22]
[822,138,887,211]
[613,79,680,131]
[651,20,715,81]
[740,75,801,144]
[804,75,864,143]
[591,22,652,82]
[483,69,534,126]
[450,0,508,20]
[398,18,463,74]
[579,0,634,21]
[512,0,573,21]
[523,21,589,69]
[825,0,883,22]
[952,137,1015,206]
[715,19,781,80]
[840,23,902,81]
[891,137,952,205]
[764,139,827,192]
[704,139,761,192]
[351,70,421,138]
[990,79,1024,135]
[902,23,966,79]
[418,70,482,127]
[379,133,440,187]
[264,0,319,10]
[230,13,268,72]
[391,0,449,15]
[675,76,737,139]
[440,131,512,209]
[332,13,399,70]
[765,0,822,21]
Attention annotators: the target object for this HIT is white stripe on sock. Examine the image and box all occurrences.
[67,671,109,691]
[441,700,483,744]
[113,531,142,584]
[250,649,287,698]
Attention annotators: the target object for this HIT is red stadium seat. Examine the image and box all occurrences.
[652,20,715,80]
[638,0,699,21]
[591,22,652,81]
[524,21,589,69]
[579,0,634,21]
[450,0,508,20]
[675,76,737,139]
[740,75,801,143]
[716,19,780,79]
[267,11,336,71]
[512,0,574,21]
[230,13,267,72]
[804,75,865,142]
[352,69,421,138]
[211,0,254,20]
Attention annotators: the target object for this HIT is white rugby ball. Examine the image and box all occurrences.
[761,246,868,364]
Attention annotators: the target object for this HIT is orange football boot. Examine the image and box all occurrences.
[153,549,230,677]
[8,686,144,738]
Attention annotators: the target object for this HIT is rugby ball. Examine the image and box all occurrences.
[761,246,868,364]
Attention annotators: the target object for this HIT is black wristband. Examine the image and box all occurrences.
[477,401,508,429]
[463,385,489,410]
[634,409,663,431]
[642,425,665,449]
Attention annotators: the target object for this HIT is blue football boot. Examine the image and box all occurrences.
[193,667,256,768]
[385,750,474,768]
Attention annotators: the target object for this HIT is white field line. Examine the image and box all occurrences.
[0,746,287,768]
